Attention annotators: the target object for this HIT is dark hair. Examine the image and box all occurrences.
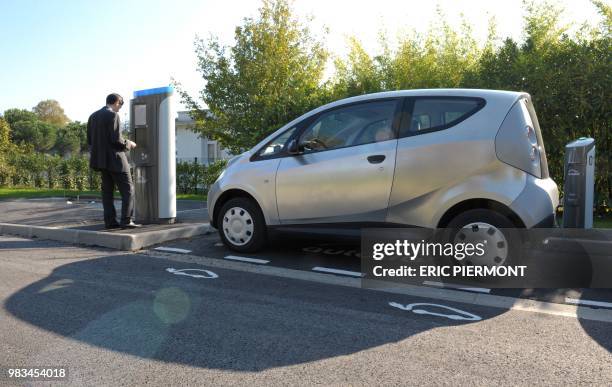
[106,93,123,105]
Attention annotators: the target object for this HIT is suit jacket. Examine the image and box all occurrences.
[87,107,130,173]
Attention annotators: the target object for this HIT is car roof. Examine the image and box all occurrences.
[324,89,525,109]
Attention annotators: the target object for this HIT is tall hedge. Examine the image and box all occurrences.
[329,1,611,209]
[0,151,224,196]
[0,153,100,191]
[177,159,227,194]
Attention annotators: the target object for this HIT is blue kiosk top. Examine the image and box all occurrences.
[133,86,174,98]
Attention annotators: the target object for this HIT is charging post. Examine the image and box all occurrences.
[130,86,176,224]
[562,137,595,229]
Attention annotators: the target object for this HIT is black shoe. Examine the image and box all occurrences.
[121,221,142,229]
[105,223,121,230]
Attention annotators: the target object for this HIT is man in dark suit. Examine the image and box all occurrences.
[87,93,140,229]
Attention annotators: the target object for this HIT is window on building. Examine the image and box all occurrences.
[208,143,216,163]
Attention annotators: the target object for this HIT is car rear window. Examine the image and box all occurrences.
[404,97,485,136]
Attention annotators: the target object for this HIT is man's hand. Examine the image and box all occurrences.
[126,140,137,150]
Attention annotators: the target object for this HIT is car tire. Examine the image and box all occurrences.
[445,209,521,267]
[217,197,267,253]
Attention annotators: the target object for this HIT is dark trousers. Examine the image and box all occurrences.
[100,169,135,226]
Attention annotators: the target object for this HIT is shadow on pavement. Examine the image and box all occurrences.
[4,253,506,371]
[241,233,612,355]
[577,288,612,353]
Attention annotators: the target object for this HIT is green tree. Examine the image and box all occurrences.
[204,159,228,188]
[462,0,611,207]
[331,37,384,98]
[3,108,38,128]
[591,0,611,35]
[45,154,62,188]
[0,118,14,185]
[176,0,328,154]
[55,121,86,156]
[332,8,487,95]
[32,99,69,127]
[0,117,10,151]
[11,120,57,152]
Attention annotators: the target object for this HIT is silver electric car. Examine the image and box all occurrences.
[208,89,559,259]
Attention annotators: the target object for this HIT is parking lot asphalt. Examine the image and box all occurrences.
[1,235,611,385]
[154,231,612,309]
[1,197,610,308]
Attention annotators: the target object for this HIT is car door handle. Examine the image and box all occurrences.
[367,155,386,164]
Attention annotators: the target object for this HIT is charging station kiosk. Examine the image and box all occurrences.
[130,86,176,224]
[562,137,595,229]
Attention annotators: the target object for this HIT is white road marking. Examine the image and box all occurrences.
[389,301,482,321]
[565,298,612,309]
[155,247,192,254]
[544,237,612,246]
[146,250,612,323]
[224,255,270,264]
[312,266,364,277]
[176,208,206,213]
[423,280,491,294]
[214,242,224,247]
[166,267,218,279]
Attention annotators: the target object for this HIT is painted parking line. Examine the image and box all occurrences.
[176,208,206,213]
[155,247,192,254]
[146,250,612,323]
[224,255,270,264]
[565,297,612,309]
[423,281,491,294]
[312,266,364,277]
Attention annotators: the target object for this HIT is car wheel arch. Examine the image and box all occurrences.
[436,198,526,229]
[212,189,265,228]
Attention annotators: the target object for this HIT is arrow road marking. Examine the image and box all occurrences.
[166,268,219,279]
[389,302,482,321]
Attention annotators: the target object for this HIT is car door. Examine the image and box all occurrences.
[386,96,488,226]
[275,99,401,225]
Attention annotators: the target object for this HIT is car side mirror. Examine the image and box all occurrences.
[287,138,301,155]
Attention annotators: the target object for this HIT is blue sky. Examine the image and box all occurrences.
[0,0,604,123]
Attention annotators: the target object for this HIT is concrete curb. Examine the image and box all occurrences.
[0,222,212,251]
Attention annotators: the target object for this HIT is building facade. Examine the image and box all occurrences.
[175,111,232,165]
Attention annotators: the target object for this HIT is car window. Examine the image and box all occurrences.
[257,127,298,158]
[299,100,398,153]
[406,98,483,134]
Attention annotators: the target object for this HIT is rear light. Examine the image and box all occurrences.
[527,125,539,162]
[530,145,538,161]
[495,99,543,178]
[526,125,537,145]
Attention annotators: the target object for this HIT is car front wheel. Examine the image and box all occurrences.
[217,197,267,253]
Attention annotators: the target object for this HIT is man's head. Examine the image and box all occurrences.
[106,93,124,112]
